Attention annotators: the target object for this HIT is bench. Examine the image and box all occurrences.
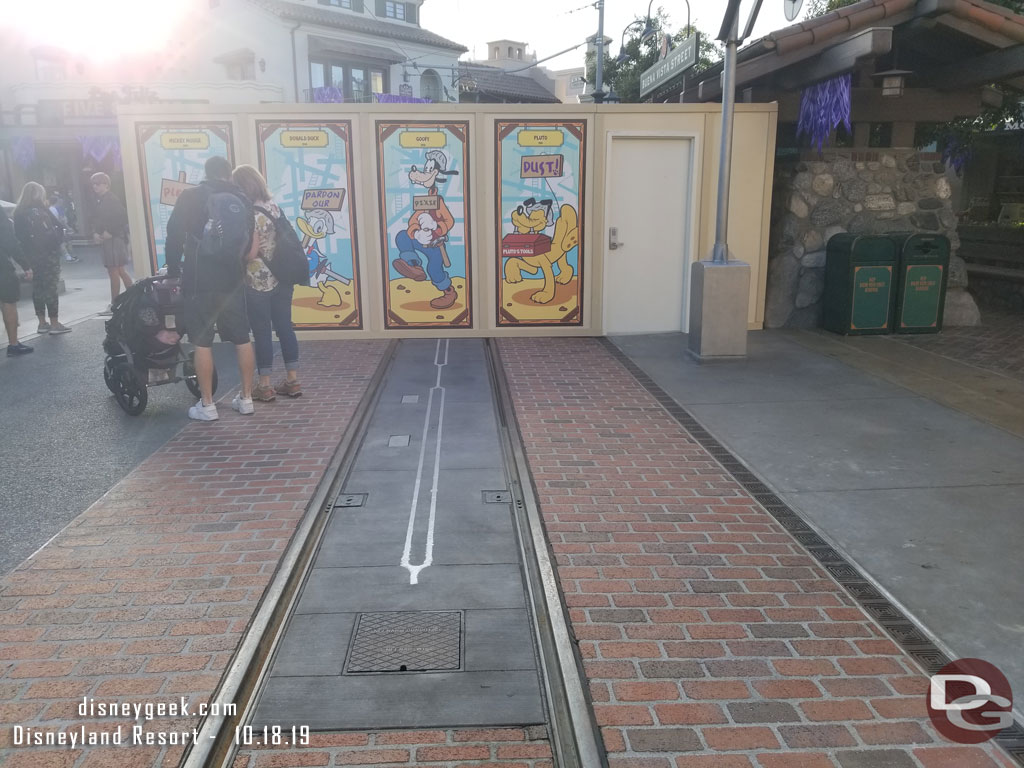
[958,226,1024,284]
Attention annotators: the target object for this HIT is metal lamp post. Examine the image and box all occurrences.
[593,0,607,103]
[687,0,765,359]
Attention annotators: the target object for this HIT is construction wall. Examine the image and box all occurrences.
[118,103,777,338]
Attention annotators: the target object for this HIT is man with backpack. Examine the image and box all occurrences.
[165,156,256,421]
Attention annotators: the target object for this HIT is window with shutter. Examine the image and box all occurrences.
[376,0,386,16]
[406,2,417,23]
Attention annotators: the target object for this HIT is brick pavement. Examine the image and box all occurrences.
[891,308,1024,383]
[233,727,552,767]
[2,335,1019,768]
[0,341,388,768]
[497,337,1015,768]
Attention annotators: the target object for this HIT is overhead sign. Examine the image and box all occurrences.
[640,33,698,99]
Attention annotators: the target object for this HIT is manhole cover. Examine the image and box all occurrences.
[345,611,462,674]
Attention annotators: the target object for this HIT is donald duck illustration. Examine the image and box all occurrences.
[296,209,350,307]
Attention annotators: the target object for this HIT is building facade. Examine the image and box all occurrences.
[0,0,466,230]
[468,40,579,104]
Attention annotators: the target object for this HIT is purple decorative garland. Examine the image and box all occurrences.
[78,136,122,170]
[10,137,36,169]
[312,86,345,103]
[796,74,852,151]
[374,93,432,104]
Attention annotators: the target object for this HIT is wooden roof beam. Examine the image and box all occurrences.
[848,86,992,121]
[697,27,892,101]
[924,44,1024,89]
[934,13,1022,47]
[775,86,995,121]
[777,28,893,89]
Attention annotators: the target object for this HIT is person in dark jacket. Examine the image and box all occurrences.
[13,182,71,335]
[0,205,33,356]
[165,155,255,421]
[89,172,133,312]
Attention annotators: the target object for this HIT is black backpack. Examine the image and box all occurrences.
[255,206,311,286]
[199,190,250,267]
[28,208,63,253]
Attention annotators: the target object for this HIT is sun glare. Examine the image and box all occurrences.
[9,0,194,59]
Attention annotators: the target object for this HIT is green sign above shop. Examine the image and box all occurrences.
[640,34,698,99]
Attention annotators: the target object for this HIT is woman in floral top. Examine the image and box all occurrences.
[232,165,301,401]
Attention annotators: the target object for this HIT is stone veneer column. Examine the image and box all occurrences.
[765,150,980,329]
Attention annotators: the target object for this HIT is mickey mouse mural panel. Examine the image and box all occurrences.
[376,121,472,329]
[496,120,585,326]
[256,120,361,329]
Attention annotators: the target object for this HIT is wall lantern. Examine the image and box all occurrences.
[871,69,912,98]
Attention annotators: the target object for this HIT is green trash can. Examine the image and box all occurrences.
[823,234,899,335]
[891,233,950,334]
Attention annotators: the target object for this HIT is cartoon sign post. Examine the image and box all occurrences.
[377,121,471,329]
[136,123,233,272]
[497,121,585,326]
[256,121,360,329]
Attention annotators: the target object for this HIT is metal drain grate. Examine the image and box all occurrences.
[334,493,366,508]
[345,611,462,674]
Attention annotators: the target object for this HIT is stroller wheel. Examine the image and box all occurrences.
[103,358,118,394]
[113,361,148,416]
[184,352,218,400]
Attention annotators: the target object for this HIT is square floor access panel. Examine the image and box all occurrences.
[344,611,463,674]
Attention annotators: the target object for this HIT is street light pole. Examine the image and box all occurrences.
[711,9,739,264]
[594,0,606,103]
[687,0,762,360]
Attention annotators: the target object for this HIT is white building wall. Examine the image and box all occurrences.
[0,0,463,118]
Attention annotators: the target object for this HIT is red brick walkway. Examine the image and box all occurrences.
[1,336,1018,768]
[498,337,1014,768]
[0,341,388,768]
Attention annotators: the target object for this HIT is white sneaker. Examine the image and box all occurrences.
[232,395,255,415]
[99,305,113,317]
[188,401,219,421]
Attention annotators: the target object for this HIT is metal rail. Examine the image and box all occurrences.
[182,337,605,768]
[181,339,399,768]
[485,339,608,768]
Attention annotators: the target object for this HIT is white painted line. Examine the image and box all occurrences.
[402,395,419,404]
[400,339,449,585]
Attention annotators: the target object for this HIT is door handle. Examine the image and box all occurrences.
[609,226,624,250]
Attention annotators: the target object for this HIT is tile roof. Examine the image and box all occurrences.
[251,0,468,53]
[691,0,1024,91]
[458,63,560,103]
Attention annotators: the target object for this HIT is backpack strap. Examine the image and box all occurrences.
[253,204,277,221]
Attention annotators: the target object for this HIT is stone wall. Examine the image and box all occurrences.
[765,149,981,329]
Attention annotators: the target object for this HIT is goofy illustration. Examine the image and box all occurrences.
[391,149,459,310]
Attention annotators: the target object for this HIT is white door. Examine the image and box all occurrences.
[603,137,692,334]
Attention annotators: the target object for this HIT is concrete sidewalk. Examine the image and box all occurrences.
[612,330,1024,718]
[501,336,1017,768]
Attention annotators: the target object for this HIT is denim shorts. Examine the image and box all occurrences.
[184,287,250,346]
